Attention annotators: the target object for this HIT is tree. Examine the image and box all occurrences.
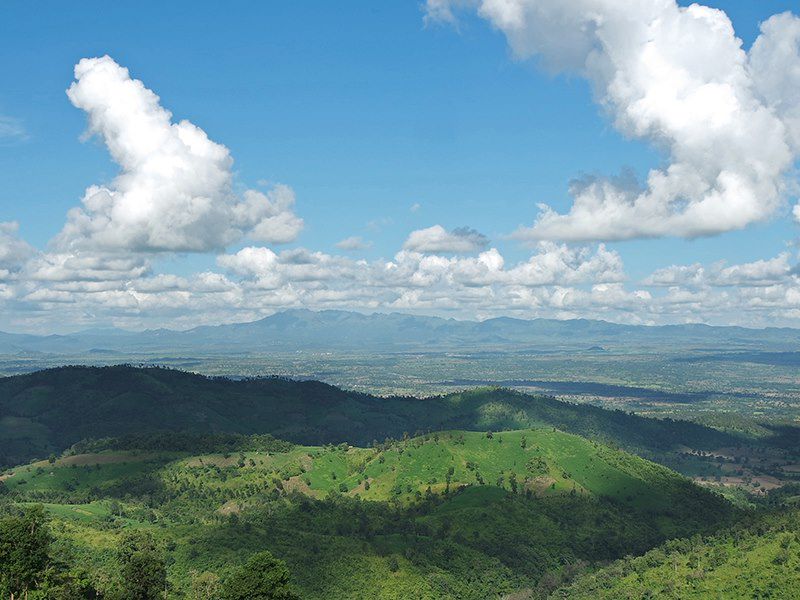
[117,531,167,600]
[189,571,220,600]
[37,567,100,600]
[387,556,399,573]
[221,551,298,600]
[0,506,52,599]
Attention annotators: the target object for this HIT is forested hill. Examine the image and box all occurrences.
[553,505,800,598]
[0,365,740,468]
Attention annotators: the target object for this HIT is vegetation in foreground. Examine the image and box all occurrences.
[0,428,738,599]
[1,366,799,598]
[554,506,800,599]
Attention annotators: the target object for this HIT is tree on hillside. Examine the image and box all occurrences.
[221,551,298,600]
[117,531,167,600]
[0,506,99,599]
[189,571,220,600]
[0,506,52,599]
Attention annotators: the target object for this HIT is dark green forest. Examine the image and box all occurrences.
[0,365,744,469]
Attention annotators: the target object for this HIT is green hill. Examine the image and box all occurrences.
[0,365,739,469]
[5,429,728,521]
[552,508,800,599]
[1,429,735,599]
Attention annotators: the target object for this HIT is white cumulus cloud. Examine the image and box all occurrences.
[428,1,800,241]
[56,55,302,253]
[645,253,794,288]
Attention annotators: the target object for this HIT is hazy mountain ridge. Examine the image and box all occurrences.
[3,309,800,355]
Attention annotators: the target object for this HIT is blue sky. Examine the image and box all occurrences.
[1,1,800,332]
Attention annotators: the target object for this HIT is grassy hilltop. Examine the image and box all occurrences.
[1,428,735,599]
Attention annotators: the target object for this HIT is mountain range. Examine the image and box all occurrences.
[3,309,800,355]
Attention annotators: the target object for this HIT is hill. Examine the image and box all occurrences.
[0,365,740,469]
[552,506,800,598]
[0,429,736,599]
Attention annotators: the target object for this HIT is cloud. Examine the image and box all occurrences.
[749,13,800,155]
[403,225,489,253]
[748,12,800,224]
[217,246,355,290]
[7,47,800,331]
[25,252,150,283]
[217,246,279,279]
[0,116,27,141]
[386,242,624,289]
[644,263,706,288]
[645,253,794,288]
[505,243,624,286]
[410,203,422,213]
[1,216,706,331]
[429,2,800,242]
[233,186,304,244]
[56,55,302,253]
[0,222,34,280]
[714,254,794,286]
[215,241,621,300]
[424,0,459,25]
[335,236,372,251]
[6,232,800,331]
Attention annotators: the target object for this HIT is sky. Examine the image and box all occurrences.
[1,0,800,333]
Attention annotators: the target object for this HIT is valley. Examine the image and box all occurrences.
[3,312,800,427]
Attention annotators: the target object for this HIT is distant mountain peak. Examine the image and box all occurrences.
[0,308,798,355]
